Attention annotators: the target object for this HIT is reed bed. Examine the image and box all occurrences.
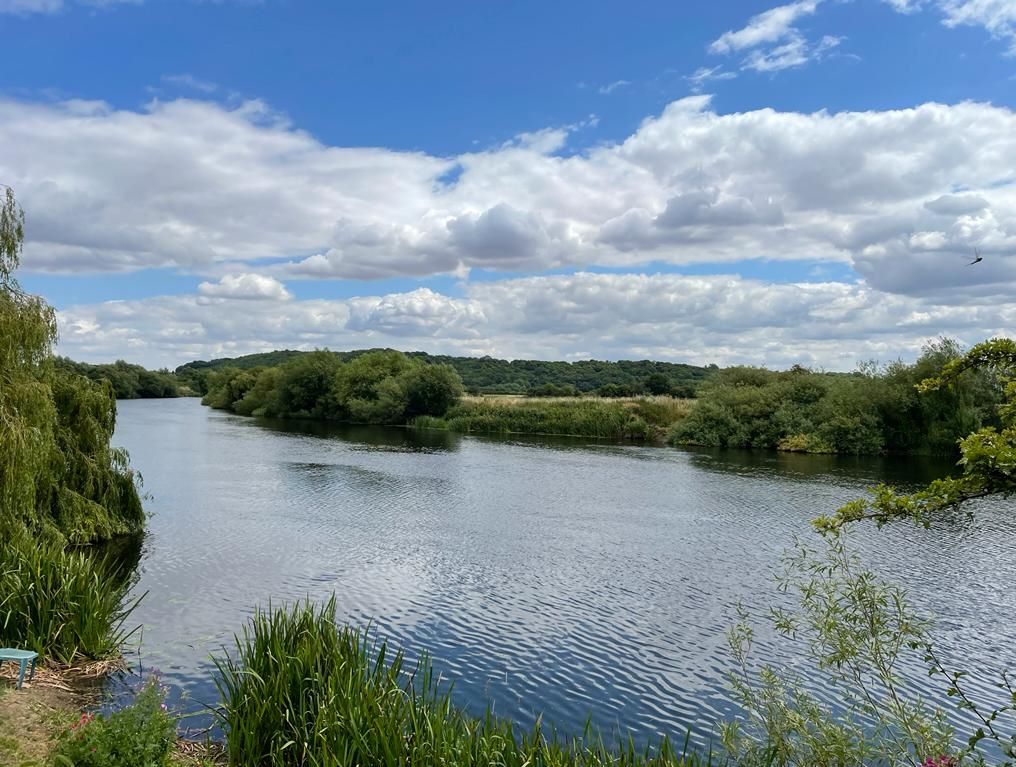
[213,598,710,767]
[414,396,693,440]
[0,534,143,665]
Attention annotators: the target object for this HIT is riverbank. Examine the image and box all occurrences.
[0,665,223,766]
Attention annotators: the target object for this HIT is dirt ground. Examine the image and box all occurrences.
[0,670,78,767]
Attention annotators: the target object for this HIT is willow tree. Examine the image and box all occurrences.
[0,187,143,544]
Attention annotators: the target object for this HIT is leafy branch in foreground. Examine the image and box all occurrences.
[723,533,953,767]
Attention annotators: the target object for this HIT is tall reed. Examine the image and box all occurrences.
[413,397,692,441]
[0,533,143,664]
[213,597,709,767]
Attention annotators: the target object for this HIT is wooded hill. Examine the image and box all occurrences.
[175,349,714,396]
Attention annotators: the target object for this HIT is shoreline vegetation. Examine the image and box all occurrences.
[193,338,1003,455]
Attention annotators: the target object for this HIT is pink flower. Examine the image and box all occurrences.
[921,756,958,767]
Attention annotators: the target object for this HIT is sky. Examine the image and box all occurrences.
[2,0,1016,370]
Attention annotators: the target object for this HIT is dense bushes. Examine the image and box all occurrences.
[669,340,1002,455]
[214,598,703,767]
[202,349,464,425]
[0,534,142,664]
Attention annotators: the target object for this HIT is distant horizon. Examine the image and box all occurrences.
[4,0,1015,371]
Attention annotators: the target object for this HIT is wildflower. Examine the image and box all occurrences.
[921,756,958,767]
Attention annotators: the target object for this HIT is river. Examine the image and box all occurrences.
[113,397,1016,747]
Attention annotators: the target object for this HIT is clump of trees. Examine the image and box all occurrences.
[201,349,464,425]
[55,357,183,398]
[0,188,144,544]
[669,340,1001,455]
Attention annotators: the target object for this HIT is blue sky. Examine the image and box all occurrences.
[2,0,1016,368]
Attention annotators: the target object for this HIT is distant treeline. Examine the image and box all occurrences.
[176,349,711,397]
[669,339,1003,455]
[55,357,185,399]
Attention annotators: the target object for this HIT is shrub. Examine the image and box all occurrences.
[213,597,706,767]
[51,679,176,767]
[0,533,142,664]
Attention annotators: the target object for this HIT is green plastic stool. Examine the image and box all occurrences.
[0,648,38,689]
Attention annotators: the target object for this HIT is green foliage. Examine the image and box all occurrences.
[213,597,705,767]
[420,396,690,440]
[0,188,144,544]
[737,338,1016,766]
[201,349,464,426]
[178,349,710,397]
[51,679,176,767]
[528,383,583,397]
[643,373,673,396]
[54,357,182,399]
[670,340,1002,456]
[815,338,1016,531]
[724,533,954,767]
[0,533,143,664]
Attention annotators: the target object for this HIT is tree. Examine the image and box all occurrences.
[0,187,143,543]
[643,372,673,396]
[400,363,463,419]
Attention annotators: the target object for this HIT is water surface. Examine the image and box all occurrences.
[114,398,1016,746]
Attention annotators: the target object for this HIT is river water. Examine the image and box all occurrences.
[113,398,1016,747]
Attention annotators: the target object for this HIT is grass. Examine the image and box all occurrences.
[213,597,711,767]
[0,533,144,665]
[414,396,694,441]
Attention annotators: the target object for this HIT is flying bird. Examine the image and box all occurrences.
[969,248,983,266]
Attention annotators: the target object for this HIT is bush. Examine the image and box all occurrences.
[214,597,704,767]
[51,679,176,767]
[669,341,1002,455]
[0,533,142,664]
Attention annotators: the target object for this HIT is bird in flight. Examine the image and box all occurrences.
[969,247,983,266]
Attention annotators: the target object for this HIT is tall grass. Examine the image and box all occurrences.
[0,533,143,664]
[413,397,693,440]
[214,598,710,767]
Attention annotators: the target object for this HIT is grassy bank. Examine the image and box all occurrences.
[413,395,693,440]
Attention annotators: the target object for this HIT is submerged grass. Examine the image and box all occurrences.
[413,396,693,440]
[0,533,143,665]
[213,597,710,767]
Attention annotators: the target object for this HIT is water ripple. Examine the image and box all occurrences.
[113,399,1016,750]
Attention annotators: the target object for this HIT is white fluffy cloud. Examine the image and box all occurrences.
[707,0,841,73]
[879,0,1016,50]
[4,95,1016,299]
[197,273,292,301]
[709,0,821,54]
[55,272,1016,370]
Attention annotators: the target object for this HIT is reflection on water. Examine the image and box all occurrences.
[112,399,1016,747]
